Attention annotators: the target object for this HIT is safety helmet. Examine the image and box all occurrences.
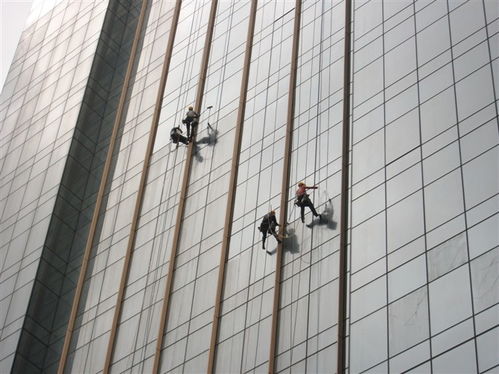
[188,106,193,110]
[298,182,305,186]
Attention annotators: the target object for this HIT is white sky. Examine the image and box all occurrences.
[0,0,33,90]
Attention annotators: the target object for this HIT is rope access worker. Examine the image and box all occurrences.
[170,126,189,145]
[258,210,282,253]
[182,106,199,141]
[295,182,321,224]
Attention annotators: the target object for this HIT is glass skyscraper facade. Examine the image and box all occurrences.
[0,0,497,373]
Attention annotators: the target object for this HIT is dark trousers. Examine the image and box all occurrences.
[300,200,319,223]
[171,133,188,145]
[184,118,197,140]
[262,224,280,248]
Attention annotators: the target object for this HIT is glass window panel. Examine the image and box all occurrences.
[352,184,385,227]
[308,280,338,336]
[352,129,384,182]
[454,41,489,82]
[242,317,271,372]
[160,338,187,372]
[113,314,140,362]
[384,17,413,52]
[476,326,499,372]
[433,340,477,374]
[429,265,472,334]
[385,37,416,86]
[167,283,195,330]
[352,169,384,201]
[428,232,467,281]
[385,109,420,163]
[449,0,485,44]
[466,194,499,229]
[463,148,498,208]
[419,63,453,103]
[191,268,218,316]
[424,169,464,230]
[387,164,421,206]
[353,58,383,105]
[475,304,499,335]
[185,323,211,362]
[351,276,386,322]
[426,214,466,250]
[422,140,460,185]
[385,85,418,124]
[389,340,430,373]
[354,37,382,72]
[388,237,425,271]
[352,105,384,144]
[460,120,498,163]
[350,308,387,373]
[415,0,448,30]
[470,247,499,313]
[215,332,244,373]
[305,343,335,374]
[388,254,426,302]
[387,191,424,252]
[416,17,450,65]
[389,287,429,356]
[224,249,252,298]
[456,66,494,121]
[420,87,456,142]
[354,0,382,38]
[278,295,309,350]
[432,318,474,356]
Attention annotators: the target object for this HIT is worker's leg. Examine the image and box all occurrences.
[262,232,267,249]
[270,225,282,243]
[190,123,198,141]
[179,134,189,145]
[304,200,319,217]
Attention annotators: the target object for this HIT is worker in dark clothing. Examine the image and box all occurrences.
[170,126,189,145]
[182,106,199,141]
[295,182,321,224]
[258,210,282,253]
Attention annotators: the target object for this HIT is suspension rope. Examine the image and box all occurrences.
[130,0,202,367]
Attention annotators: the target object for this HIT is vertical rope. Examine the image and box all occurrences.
[56,1,150,372]
[206,0,258,372]
[151,1,219,372]
[268,1,302,372]
[101,1,182,372]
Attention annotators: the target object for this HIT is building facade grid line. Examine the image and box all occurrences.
[152,1,219,372]
[56,1,150,372]
[102,0,183,372]
[206,0,258,372]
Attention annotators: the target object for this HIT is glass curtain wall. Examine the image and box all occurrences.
[62,0,173,371]
[104,1,179,372]
[275,0,345,372]
[159,1,252,372]
[109,0,211,372]
[213,1,294,372]
[115,0,213,372]
[0,0,109,371]
[348,0,498,372]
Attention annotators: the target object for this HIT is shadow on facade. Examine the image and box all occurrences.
[192,126,218,163]
[279,199,336,256]
[306,199,337,230]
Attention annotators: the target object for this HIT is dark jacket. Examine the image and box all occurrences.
[259,213,278,232]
